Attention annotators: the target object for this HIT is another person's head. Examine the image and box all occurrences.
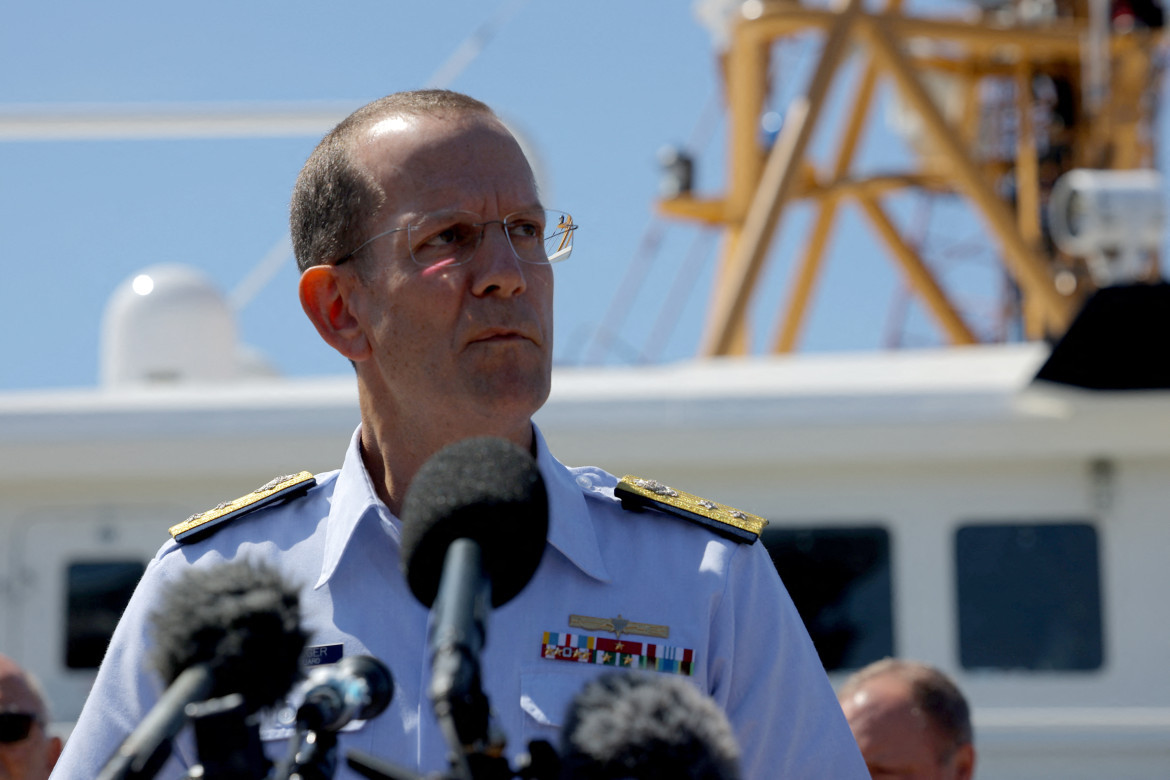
[292,91,562,452]
[558,672,741,780]
[0,655,62,780]
[838,658,975,780]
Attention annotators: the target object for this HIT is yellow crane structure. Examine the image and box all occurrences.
[661,0,1167,356]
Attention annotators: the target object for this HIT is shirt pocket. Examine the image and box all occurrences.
[518,668,594,741]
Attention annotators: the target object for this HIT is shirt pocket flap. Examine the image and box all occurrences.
[519,669,590,729]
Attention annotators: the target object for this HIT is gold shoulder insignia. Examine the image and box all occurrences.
[169,471,316,544]
[614,476,768,544]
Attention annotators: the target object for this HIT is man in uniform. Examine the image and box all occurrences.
[0,654,62,780]
[838,658,976,780]
[53,90,866,779]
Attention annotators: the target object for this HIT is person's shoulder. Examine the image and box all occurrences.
[568,466,767,545]
[165,469,337,546]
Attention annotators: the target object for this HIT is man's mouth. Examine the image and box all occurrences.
[469,327,537,345]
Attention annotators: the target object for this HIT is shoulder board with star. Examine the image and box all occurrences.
[169,471,317,544]
[614,476,768,544]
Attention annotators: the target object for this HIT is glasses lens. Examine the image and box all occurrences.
[540,210,575,263]
[407,212,482,268]
[0,713,34,743]
[405,210,576,266]
[499,209,575,264]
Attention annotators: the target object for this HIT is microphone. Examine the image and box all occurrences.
[399,436,548,751]
[558,672,743,780]
[296,654,394,732]
[400,436,549,609]
[275,655,395,780]
[97,560,308,780]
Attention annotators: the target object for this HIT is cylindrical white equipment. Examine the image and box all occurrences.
[1048,168,1164,286]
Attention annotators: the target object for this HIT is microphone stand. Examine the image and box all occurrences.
[427,539,492,780]
[184,694,270,780]
[275,726,339,780]
[350,540,557,780]
[97,664,216,780]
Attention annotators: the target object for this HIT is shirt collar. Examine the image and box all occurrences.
[315,423,611,589]
[532,425,611,583]
[316,425,395,589]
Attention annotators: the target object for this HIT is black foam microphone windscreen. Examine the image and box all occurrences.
[559,672,743,780]
[399,436,549,608]
[149,559,308,713]
[99,561,309,780]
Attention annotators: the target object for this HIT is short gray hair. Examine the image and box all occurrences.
[289,89,496,272]
[838,658,972,756]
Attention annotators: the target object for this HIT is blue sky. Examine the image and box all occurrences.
[2,1,1161,390]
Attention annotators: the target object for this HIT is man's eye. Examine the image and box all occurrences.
[509,221,542,240]
[424,224,472,247]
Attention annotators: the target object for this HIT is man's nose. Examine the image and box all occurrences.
[471,222,528,297]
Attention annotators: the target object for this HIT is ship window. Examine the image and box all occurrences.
[762,526,893,671]
[956,522,1103,671]
[65,561,146,669]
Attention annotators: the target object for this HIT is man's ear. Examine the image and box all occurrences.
[299,265,372,361]
[952,742,975,780]
[46,734,63,773]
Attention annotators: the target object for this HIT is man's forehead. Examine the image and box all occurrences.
[356,113,538,211]
[0,669,37,710]
[357,111,513,160]
[845,676,924,728]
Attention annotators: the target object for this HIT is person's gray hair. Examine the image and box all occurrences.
[23,668,52,723]
[0,655,53,723]
[289,89,496,272]
[838,658,972,758]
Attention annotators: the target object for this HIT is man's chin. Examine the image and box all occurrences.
[463,370,551,419]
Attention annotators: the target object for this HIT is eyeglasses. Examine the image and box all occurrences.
[334,208,576,268]
[0,713,36,743]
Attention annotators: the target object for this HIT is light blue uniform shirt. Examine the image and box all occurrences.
[53,425,866,779]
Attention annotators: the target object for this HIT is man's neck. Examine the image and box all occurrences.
[356,396,536,516]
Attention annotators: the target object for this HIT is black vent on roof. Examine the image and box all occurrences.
[1034,282,1170,390]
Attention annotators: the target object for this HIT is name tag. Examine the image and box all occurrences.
[303,643,344,667]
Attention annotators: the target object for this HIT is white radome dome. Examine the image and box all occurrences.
[101,264,238,386]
